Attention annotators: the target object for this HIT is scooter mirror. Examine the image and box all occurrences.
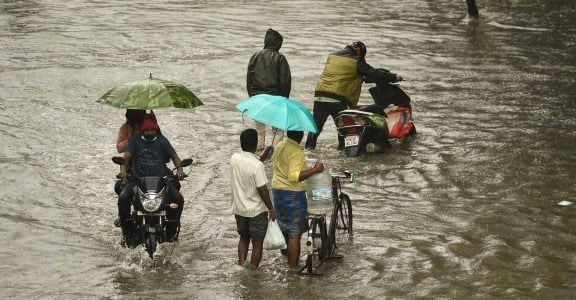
[112,156,125,165]
[180,158,193,167]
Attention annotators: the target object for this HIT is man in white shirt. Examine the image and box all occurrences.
[230,129,276,268]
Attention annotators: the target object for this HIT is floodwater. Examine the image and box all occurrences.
[1,0,575,298]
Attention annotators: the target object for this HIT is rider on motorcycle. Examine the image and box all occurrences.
[117,115,186,243]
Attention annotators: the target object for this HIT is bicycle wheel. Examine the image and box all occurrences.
[304,217,327,275]
[327,204,339,254]
[336,193,353,234]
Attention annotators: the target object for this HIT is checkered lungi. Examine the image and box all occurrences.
[272,189,309,235]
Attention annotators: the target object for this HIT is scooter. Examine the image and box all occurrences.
[112,156,193,259]
[335,80,416,157]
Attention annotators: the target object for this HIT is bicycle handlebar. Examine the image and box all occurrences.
[330,170,353,179]
[330,171,355,184]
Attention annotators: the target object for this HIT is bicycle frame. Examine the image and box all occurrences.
[300,171,354,276]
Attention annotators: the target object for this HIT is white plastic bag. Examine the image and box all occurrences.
[263,220,287,250]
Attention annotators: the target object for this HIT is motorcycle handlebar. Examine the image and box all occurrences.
[113,157,193,181]
[123,173,189,182]
[111,157,193,168]
[163,173,188,181]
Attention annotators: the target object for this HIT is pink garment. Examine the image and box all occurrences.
[116,123,135,153]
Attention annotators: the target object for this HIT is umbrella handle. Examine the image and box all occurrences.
[271,128,284,147]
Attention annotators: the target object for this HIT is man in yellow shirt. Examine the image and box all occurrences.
[271,131,324,268]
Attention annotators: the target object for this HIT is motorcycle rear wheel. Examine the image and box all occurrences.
[344,145,361,157]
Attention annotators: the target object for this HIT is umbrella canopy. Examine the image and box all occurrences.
[235,94,318,133]
[97,75,203,109]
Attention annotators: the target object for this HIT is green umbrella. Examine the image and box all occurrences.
[97,74,203,109]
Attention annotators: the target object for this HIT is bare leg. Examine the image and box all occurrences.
[238,237,249,266]
[271,128,284,146]
[250,240,264,268]
[287,234,302,268]
[254,121,266,150]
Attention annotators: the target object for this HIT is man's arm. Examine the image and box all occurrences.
[357,58,400,83]
[257,185,276,221]
[278,55,291,98]
[247,54,257,96]
[122,151,133,180]
[116,123,130,153]
[285,152,325,183]
[170,153,184,179]
[298,160,325,182]
[259,146,273,162]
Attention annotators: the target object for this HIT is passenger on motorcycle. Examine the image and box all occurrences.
[114,109,146,195]
[116,109,146,153]
[305,41,403,150]
[117,115,186,243]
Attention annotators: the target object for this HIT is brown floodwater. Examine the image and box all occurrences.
[1,0,575,298]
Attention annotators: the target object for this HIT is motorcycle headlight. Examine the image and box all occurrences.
[138,189,166,212]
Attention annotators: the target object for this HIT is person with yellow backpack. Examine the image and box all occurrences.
[305,41,402,150]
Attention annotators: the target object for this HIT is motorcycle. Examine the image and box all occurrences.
[112,156,193,259]
[335,79,416,157]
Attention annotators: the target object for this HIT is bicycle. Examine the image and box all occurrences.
[300,170,354,276]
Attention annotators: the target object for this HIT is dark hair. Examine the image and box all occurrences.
[287,130,304,143]
[240,129,258,151]
[125,109,146,124]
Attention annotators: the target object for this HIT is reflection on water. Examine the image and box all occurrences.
[0,0,575,298]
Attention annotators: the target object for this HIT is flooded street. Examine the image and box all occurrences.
[1,0,575,298]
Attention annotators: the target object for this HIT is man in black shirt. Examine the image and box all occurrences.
[117,116,186,242]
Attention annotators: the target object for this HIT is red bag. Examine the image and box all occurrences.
[386,107,413,138]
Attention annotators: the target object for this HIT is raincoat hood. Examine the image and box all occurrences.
[264,28,283,51]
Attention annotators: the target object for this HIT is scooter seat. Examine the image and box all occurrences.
[338,109,373,116]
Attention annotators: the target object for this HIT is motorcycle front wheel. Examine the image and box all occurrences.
[336,193,353,234]
[144,233,157,259]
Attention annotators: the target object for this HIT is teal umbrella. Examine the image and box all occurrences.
[235,94,318,133]
[97,74,203,109]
